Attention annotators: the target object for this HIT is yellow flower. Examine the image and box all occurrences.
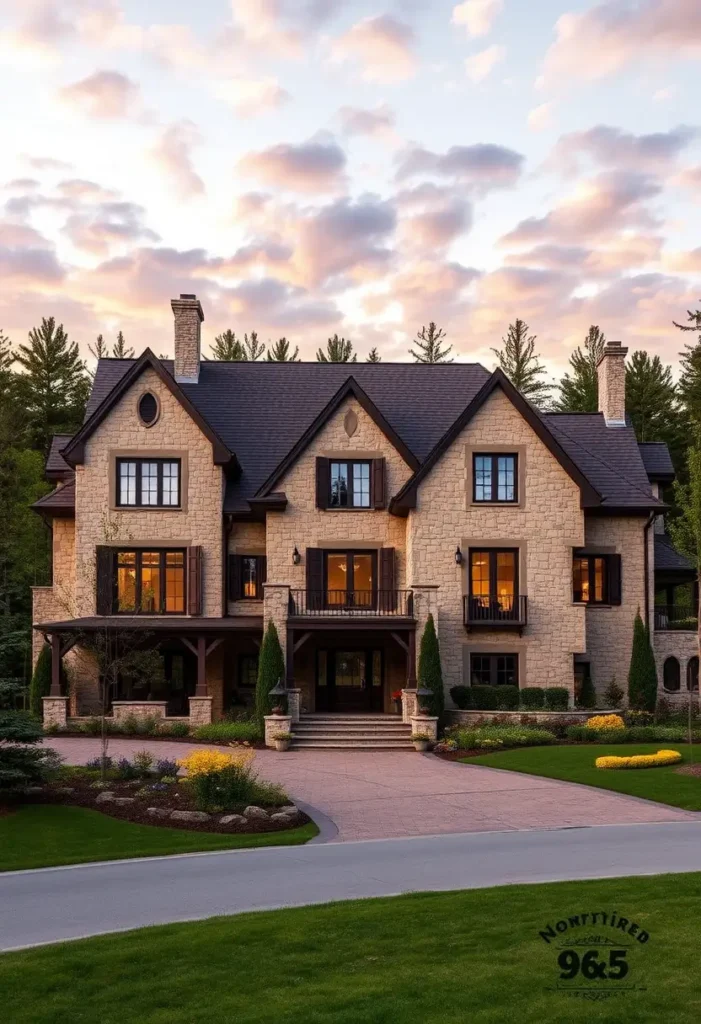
[586,714,625,731]
[595,749,682,770]
[177,748,254,777]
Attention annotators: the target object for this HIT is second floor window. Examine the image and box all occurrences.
[573,555,608,604]
[329,460,371,508]
[115,549,186,614]
[473,453,518,503]
[117,458,180,508]
[470,549,517,610]
[229,554,266,600]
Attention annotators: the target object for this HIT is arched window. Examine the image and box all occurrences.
[687,657,699,693]
[663,657,681,692]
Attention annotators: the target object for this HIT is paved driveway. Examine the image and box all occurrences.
[43,737,695,842]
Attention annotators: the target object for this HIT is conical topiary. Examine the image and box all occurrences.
[255,620,285,728]
[29,643,52,718]
[578,670,597,710]
[418,613,444,717]
[627,609,658,712]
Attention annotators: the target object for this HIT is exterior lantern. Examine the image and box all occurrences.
[292,547,301,565]
[455,546,463,565]
[269,677,287,698]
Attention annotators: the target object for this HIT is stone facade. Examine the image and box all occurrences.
[172,296,203,383]
[112,701,167,721]
[653,629,698,704]
[597,342,628,427]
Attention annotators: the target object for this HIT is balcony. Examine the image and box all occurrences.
[654,605,698,632]
[289,589,415,619]
[463,594,528,631]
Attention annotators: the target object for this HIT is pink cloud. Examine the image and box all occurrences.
[238,138,347,193]
[58,69,141,119]
[552,124,698,174]
[214,76,289,117]
[331,15,417,83]
[396,142,524,193]
[63,200,160,254]
[465,44,505,82]
[151,120,205,200]
[452,0,503,37]
[338,104,396,142]
[0,221,65,283]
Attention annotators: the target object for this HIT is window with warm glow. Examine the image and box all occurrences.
[324,550,376,607]
[114,549,185,614]
[469,550,517,611]
[573,555,609,604]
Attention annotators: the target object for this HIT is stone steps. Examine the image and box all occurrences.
[291,714,413,750]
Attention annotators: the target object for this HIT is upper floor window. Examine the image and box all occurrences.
[473,453,518,503]
[329,460,371,508]
[229,554,266,601]
[115,549,186,614]
[117,458,180,508]
[572,552,621,605]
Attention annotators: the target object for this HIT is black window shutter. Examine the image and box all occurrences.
[257,556,267,599]
[379,547,396,611]
[228,554,241,601]
[306,548,323,610]
[96,546,113,614]
[187,546,203,615]
[608,554,622,605]
[373,458,386,509]
[315,458,329,509]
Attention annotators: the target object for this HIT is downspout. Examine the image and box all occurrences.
[643,511,655,629]
[222,514,234,617]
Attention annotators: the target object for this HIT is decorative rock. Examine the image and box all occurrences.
[146,807,170,818]
[170,810,210,822]
[95,791,115,804]
[243,805,269,820]
[278,805,297,815]
[219,814,248,827]
[55,787,76,794]
[112,797,136,806]
[23,786,44,796]
[270,813,294,825]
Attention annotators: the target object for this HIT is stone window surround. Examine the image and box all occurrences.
[136,389,161,428]
[465,444,527,510]
[572,543,617,609]
[462,642,528,688]
[320,449,385,513]
[461,537,528,596]
[109,449,189,513]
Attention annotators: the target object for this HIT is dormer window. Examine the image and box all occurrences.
[473,453,518,503]
[117,458,180,508]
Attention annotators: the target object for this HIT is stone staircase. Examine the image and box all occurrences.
[290,714,414,750]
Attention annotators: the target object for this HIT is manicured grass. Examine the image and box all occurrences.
[3,873,701,1022]
[464,742,701,810]
[0,805,318,872]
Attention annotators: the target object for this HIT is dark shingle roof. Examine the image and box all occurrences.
[46,434,73,479]
[655,533,695,574]
[84,358,664,514]
[638,442,675,482]
[32,479,75,513]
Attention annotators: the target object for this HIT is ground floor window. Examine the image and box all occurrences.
[470,652,519,687]
[663,656,681,692]
[687,656,699,693]
[239,654,259,688]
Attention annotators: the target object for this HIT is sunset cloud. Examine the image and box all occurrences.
[552,124,698,174]
[150,120,205,199]
[465,44,505,82]
[331,15,417,83]
[238,138,347,193]
[214,76,289,117]
[338,105,396,142]
[58,70,141,119]
[452,0,503,37]
[396,142,524,192]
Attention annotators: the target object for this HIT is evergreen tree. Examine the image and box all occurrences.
[677,307,701,425]
[366,347,381,363]
[13,318,90,453]
[267,337,299,362]
[417,613,444,718]
[112,331,134,359]
[316,334,356,362]
[28,643,52,718]
[0,331,25,447]
[89,334,109,361]
[625,350,688,475]
[410,322,452,363]
[255,620,285,728]
[577,671,597,710]
[554,325,606,412]
[673,303,701,336]
[669,428,701,566]
[627,609,658,712]
[491,319,551,407]
[209,330,244,360]
[243,331,265,361]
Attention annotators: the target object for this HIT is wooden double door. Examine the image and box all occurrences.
[316,648,383,712]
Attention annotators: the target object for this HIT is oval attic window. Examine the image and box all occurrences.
[138,392,158,426]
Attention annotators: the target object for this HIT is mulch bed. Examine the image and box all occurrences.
[11,778,308,835]
[674,763,701,778]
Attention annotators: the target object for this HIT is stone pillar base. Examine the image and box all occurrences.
[265,714,292,748]
[286,689,301,723]
[112,701,167,723]
[42,696,68,729]
[188,696,213,727]
[411,715,438,741]
[401,689,418,724]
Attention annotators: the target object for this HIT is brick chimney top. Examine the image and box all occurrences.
[596,340,628,427]
[171,294,204,384]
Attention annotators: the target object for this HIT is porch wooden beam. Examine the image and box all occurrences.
[293,631,311,654]
[60,637,79,658]
[181,638,198,657]
[390,631,409,654]
[50,633,61,696]
[205,637,224,657]
[407,629,417,688]
[286,626,295,687]
[196,634,207,696]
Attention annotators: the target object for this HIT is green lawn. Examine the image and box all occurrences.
[464,742,701,810]
[3,874,701,1022]
[0,805,318,872]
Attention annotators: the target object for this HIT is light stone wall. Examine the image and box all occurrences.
[584,516,649,697]
[228,520,266,617]
[408,388,586,699]
[653,629,698,703]
[31,518,77,666]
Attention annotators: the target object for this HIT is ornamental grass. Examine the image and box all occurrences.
[176,748,285,811]
[595,749,682,770]
[585,714,625,731]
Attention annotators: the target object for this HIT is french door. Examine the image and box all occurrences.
[325,551,377,610]
[316,649,383,712]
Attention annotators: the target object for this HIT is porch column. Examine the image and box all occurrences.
[50,633,62,696]
[196,634,207,696]
[407,629,417,688]
[286,626,295,687]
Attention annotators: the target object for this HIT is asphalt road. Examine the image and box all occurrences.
[2,821,701,951]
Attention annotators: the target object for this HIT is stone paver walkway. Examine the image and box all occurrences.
[43,737,695,842]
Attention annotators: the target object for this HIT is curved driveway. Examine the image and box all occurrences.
[43,737,695,842]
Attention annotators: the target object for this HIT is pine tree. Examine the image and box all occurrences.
[578,671,597,710]
[266,337,299,362]
[491,319,551,407]
[255,620,285,728]
[677,307,701,424]
[28,643,52,718]
[316,334,356,362]
[627,609,658,712]
[410,322,452,363]
[13,318,90,453]
[625,350,688,474]
[88,334,109,361]
[669,428,701,565]
[366,347,381,363]
[417,613,444,718]
[243,331,265,361]
[554,325,606,412]
[209,330,244,360]
[112,331,134,359]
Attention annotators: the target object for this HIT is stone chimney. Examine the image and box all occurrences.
[597,340,628,427]
[172,293,204,383]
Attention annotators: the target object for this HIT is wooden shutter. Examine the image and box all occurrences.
[608,554,622,605]
[315,457,329,509]
[373,458,386,509]
[187,546,203,615]
[228,554,241,601]
[306,548,323,611]
[257,556,267,600]
[379,547,396,611]
[95,546,113,614]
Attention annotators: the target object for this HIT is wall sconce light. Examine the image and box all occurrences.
[292,547,301,565]
[455,546,463,566]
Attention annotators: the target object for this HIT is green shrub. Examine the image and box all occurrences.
[256,621,285,729]
[519,687,544,710]
[628,610,658,711]
[450,723,555,751]
[29,644,52,719]
[495,686,519,710]
[603,677,624,708]
[160,721,190,738]
[467,686,500,710]
[544,687,569,710]
[0,710,63,790]
[418,614,444,718]
[79,717,108,736]
[566,723,701,744]
[577,673,597,710]
[193,721,262,743]
[449,685,473,710]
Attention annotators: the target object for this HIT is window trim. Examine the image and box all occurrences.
[472,452,518,504]
[327,459,373,510]
[469,652,519,687]
[323,549,377,608]
[687,656,699,693]
[573,554,609,605]
[116,457,181,509]
[113,547,186,615]
[234,554,266,601]
[468,548,519,604]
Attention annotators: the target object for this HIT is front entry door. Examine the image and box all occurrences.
[316,649,382,712]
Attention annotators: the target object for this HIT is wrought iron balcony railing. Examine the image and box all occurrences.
[463,594,528,629]
[653,605,698,632]
[289,589,414,617]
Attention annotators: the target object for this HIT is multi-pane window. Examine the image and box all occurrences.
[470,653,519,687]
[231,555,266,600]
[239,655,259,688]
[469,550,517,611]
[115,549,185,614]
[329,460,371,508]
[573,556,608,604]
[325,550,376,608]
[473,453,518,503]
[116,459,180,508]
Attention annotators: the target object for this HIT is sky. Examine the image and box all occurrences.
[1,0,700,377]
